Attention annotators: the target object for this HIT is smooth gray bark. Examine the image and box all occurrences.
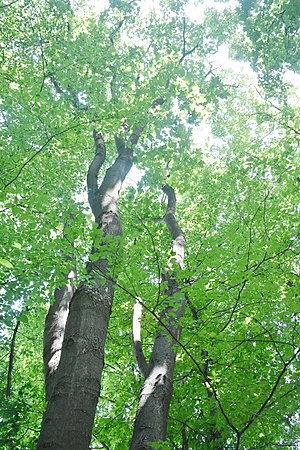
[43,218,77,402]
[133,299,149,378]
[130,184,186,450]
[37,130,135,449]
[43,272,76,401]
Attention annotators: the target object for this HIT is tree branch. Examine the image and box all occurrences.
[68,184,238,436]
[4,122,85,189]
[87,130,107,214]
[181,424,188,450]
[162,184,186,268]
[109,18,126,44]
[239,348,300,436]
[0,0,18,8]
[70,241,239,435]
[132,298,149,377]
[220,279,247,332]
[125,97,165,147]
[179,17,200,64]
[6,320,20,399]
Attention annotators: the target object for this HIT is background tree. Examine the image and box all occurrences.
[0,0,299,449]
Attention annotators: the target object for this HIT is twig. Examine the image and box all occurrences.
[4,122,85,189]
[135,215,162,308]
[89,262,239,435]
[67,205,239,435]
[38,38,48,92]
[220,279,247,332]
[239,348,300,436]
[179,17,200,64]
[0,0,18,8]
[6,320,20,399]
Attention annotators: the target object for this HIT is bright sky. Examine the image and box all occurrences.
[83,0,239,19]
[72,0,300,187]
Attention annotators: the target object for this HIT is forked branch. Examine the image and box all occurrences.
[87,130,107,215]
[179,17,201,63]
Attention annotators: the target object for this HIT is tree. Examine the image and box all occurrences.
[130,184,186,449]
[0,0,299,449]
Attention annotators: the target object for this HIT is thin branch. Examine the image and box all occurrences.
[249,245,292,272]
[0,0,18,8]
[109,18,126,44]
[253,86,300,137]
[93,264,239,433]
[4,122,85,189]
[169,415,197,433]
[284,123,300,136]
[230,337,294,352]
[135,215,162,308]
[179,42,200,63]
[102,397,138,428]
[6,320,20,399]
[38,37,48,92]
[126,97,165,147]
[68,229,238,434]
[48,72,65,95]
[49,73,89,110]
[238,313,286,365]
[179,17,201,64]
[185,292,198,321]
[239,348,300,436]
[220,279,247,332]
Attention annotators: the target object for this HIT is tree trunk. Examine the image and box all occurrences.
[43,272,76,402]
[37,131,134,449]
[130,184,186,450]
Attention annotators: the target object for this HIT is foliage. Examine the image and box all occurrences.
[235,0,300,94]
[0,0,299,448]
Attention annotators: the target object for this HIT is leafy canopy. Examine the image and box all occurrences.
[0,0,299,448]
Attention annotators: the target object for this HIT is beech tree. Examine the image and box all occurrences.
[0,0,299,449]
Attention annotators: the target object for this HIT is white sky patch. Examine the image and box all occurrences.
[70,0,109,16]
[82,0,239,20]
[123,164,144,188]
[185,0,239,24]
[140,0,162,15]
[209,43,254,78]
[92,0,109,14]
[283,70,300,106]
[192,123,227,166]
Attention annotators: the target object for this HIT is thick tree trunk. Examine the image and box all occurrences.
[37,131,134,449]
[130,185,186,450]
[43,273,76,401]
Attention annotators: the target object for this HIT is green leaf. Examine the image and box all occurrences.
[19,314,28,323]
[0,258,13,269]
